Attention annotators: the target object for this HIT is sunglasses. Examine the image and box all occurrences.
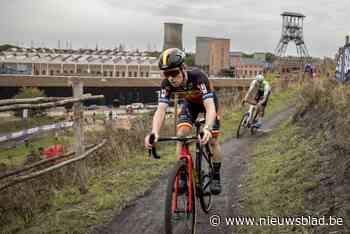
[163,69,180,78]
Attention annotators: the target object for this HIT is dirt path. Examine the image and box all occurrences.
[92,107,296,234]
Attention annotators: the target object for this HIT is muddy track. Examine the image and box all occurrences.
[92,107,296,234]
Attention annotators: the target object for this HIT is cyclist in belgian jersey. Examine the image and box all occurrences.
[144,48,222,194]
[243,74,271,129]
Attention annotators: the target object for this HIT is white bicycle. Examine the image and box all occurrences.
[236,100,260,138]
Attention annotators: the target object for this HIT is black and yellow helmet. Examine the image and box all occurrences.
[158,48,186,70]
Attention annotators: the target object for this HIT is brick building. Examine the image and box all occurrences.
[236,58,265,78]
[229,52,266,78]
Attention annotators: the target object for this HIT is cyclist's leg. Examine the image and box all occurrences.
[209,94,222,195]
[176,100,197,147]
[256,92,270,127]
[253,90,264,128]
[210,110,221,163]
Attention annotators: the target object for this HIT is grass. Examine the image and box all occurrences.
[237,121,322,233]
[237,113,322,233]
[0,133,73,167]
[1,82,299,233]
[5,146,177,234]
[0,116,64,134]
[0,116,73,167]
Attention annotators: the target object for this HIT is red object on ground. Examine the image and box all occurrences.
[42,144,64,163]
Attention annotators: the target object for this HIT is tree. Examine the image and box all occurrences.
[13,87,47,117]
[145,51,161,58]
[266,52,276,63]
[185,53,195,66]
[0,44,20,52]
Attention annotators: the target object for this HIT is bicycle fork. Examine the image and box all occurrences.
[172,149,194,213]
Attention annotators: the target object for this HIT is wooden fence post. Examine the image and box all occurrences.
[72,80,88,194]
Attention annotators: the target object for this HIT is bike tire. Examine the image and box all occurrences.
[165,160,196,234]
[250,125,257,135]
[236,112,249,139]
[195,145,212,213]
[250,111,259,135]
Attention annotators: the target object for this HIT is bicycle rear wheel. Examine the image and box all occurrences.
[195,145,212,213]
[165,160,196,234]
[236,112,249,138]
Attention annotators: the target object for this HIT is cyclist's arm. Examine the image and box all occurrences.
[244,80,256,101]
[151,102,168,136]
[203,97,216,129]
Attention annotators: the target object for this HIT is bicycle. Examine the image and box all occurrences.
[148,119,214,234]
[236,100,260,138]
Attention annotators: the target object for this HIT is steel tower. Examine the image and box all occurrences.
[275,12,310,59]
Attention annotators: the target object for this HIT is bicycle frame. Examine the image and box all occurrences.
[244,99,260,126]
[247,105,254,122]
[148,119,210,216]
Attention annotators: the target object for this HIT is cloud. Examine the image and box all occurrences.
[0,0,349,57]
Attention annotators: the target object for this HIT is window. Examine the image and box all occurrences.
[42,70,46,75]
[50,70,54,75]
[56,70,60,74]
[103,71,107,76]
[64,70,68,74]
[110,71,113,76]
[128,71,132,77]
[70,70,74,74]
[116,71,120,77]
[134,72,137,77]
[145,72,149,77]
[140,72,143,77]
[122,71,125,77]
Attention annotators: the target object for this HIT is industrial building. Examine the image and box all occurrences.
[0,47,160,78]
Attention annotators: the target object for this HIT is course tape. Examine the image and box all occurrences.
[0,121,74,143]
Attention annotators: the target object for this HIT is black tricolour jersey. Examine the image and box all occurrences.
[159,68,215,105]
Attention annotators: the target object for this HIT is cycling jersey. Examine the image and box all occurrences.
[159,68,220,136]
[247,80,271,101]
[159,68,215,105]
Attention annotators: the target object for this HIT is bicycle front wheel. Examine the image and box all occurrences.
[236,112,249,138]
[195,145,212,213]
[165,160,196,234]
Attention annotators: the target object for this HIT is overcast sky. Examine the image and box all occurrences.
[0,0,348,57]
